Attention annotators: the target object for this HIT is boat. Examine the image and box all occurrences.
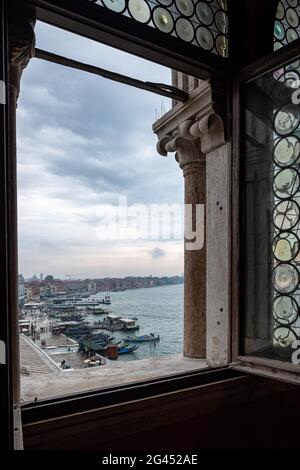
[99,295,111,305]
[86,306,109,314]
[124,334,160,343]
[94,315,140,332]
[118,345,139,355]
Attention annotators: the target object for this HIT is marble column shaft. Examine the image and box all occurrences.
[153,84,225,360]
[183,159,206,358]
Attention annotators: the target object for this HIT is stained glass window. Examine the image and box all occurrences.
[274,0,300,50]
[88,0,229,57]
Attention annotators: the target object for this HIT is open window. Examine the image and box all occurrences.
[0,0,233,414]
[17,21,193,402]
[2,0,300,452]
[232,0,300,384]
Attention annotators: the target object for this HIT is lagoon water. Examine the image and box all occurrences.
[89,284,183,361]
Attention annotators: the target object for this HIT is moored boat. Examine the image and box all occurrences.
[118,345,139,355]
[124,333,160,343]
[94,315,140,331]
[86,306,109,314]
[99,295,111,305]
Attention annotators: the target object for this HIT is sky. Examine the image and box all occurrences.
[17,22,184,280]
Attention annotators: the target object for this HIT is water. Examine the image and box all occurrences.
[88,284,183,362]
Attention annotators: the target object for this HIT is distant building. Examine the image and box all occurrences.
[18,274,25,305]
[49,280,65,294]
[24,283,40,303]
[87,281,97,293]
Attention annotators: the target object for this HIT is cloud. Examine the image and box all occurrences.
[16,21,184,278]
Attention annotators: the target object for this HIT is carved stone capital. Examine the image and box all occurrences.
[155,112,225,170]
[157,132,204,170]
[153,82,225,169]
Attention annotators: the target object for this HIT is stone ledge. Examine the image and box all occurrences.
[21,354,208,403]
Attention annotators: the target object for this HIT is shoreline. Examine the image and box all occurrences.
[95,283,184,294]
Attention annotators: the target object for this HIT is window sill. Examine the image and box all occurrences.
[233,355,300,384]
[21,353,208,404]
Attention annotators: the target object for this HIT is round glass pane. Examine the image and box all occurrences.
[101,0,126,12]
[274,264,299,293]
[274,41,284,51]
[276,2,285,20]
[274,136,300,166]
[175,18,194,42]
[274,20,285,40]
[287,27,299,43]
[128,0,151,23]
[273,232,299,262]
[175,0,194,17]
[274,105,300,135]
[273,326,297,357]
[215,10,228,33]
[196,26,214,50]
[287,59,300,70]
[273,200,300,230]
[216,35,228,57]
[286,7,299,28]
[287,0,298,7]
[196,2,214,25]
[273,296,299,326]
[153,7,174,33]
[278,70,300,89]
[274,168,299,199]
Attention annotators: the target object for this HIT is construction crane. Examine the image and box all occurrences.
[65,274,83,280]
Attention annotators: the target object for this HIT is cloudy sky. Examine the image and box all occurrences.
[17,22,184,280]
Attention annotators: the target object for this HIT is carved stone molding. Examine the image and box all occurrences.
[157,132,205,169]
[153,81,225,165]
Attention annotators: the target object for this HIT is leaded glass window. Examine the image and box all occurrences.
[274,0,300,50]
[243,58,300,362]
[88,0,228,56]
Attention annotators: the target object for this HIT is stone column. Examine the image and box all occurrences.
[153,82,225,359]
[181,150,206,358]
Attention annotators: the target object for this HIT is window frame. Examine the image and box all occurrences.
[3,0,232,424]
[22,366,244,423]
[0,0,13,450]
[3,0,300,444]
[231,37,300,380]
[26,0,230,79]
